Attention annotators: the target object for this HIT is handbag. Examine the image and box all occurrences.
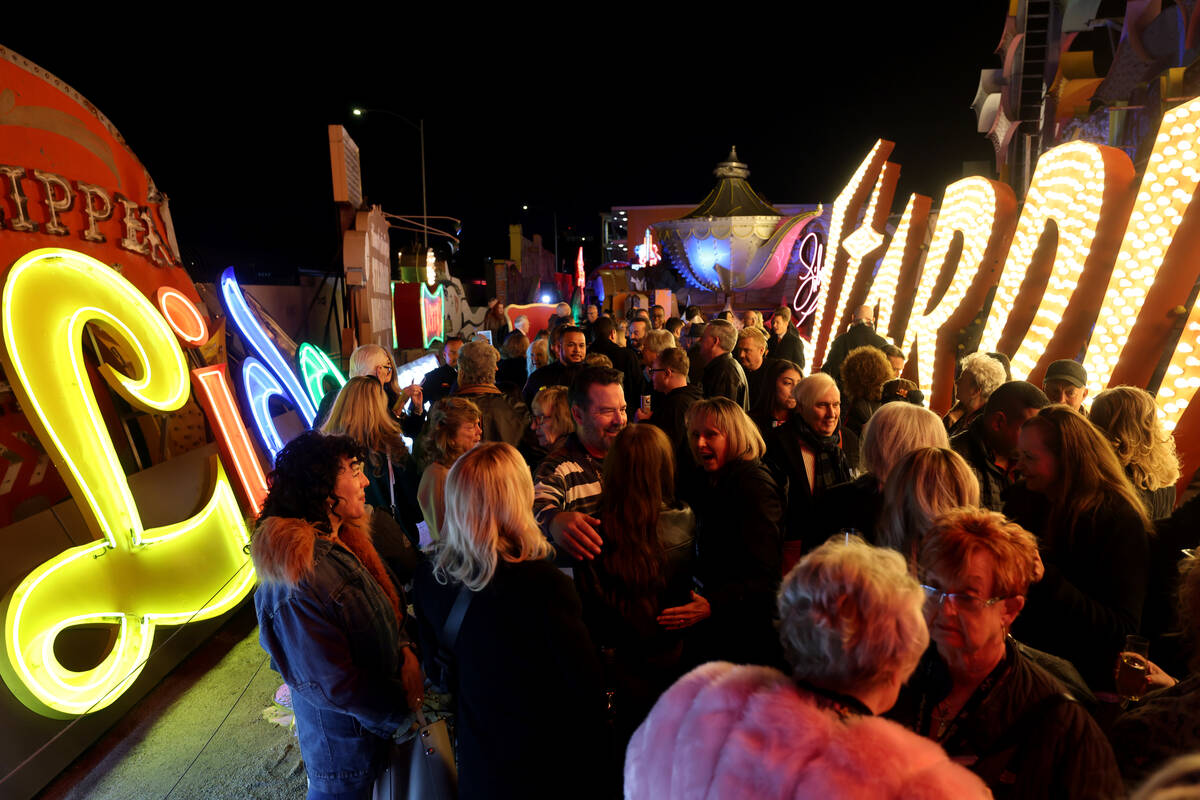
[373,709,457,800]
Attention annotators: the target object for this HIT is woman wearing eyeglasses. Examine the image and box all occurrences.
[888,507,1123,800]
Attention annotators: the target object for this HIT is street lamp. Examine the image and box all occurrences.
[350,106,428,253]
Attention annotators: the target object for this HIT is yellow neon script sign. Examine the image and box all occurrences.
[0,249,253,717]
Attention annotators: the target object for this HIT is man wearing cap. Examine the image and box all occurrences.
[1043,359,1089,413]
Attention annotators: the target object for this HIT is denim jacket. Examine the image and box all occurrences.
[252,515,412,795]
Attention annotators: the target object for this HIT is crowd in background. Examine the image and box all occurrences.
[249,296,1200,799]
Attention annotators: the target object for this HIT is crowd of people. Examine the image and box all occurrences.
[250,298,1200,799]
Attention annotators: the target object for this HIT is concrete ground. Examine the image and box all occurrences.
[37,605,308,800]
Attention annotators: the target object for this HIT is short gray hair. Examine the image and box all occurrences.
[457,339,499,385]
[795,372,837,411]
[642,329,675,358]
[703,319,737,352]
[960,352,1006,399]
[778,536,928,695]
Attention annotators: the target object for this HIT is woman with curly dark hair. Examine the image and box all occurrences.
[839,345,894,438]
[573,424,696,750]
[252,430,423,799]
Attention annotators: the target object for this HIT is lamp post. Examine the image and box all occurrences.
[351,107,428,254]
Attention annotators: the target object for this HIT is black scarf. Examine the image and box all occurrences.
[794,419,851,494]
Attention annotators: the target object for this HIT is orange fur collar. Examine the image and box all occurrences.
[252,515,402,621]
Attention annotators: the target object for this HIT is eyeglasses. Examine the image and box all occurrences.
[376,364,394,373]
[921,584,1007,613]
[532,414,549,425]
[648,368,668,375]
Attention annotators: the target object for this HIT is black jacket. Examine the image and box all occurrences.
[522,360,582,405]
[701,352,748,409]
[1006,495,1149,692]
[589,337,643,406]
[889,638,1124,800]
[744,357,777,412]
[691,458,784,668]
[821,323,887,388]
[421,363,458,406]
[764,415,855,548]
[768,326,806,370]
[414,559,610,799]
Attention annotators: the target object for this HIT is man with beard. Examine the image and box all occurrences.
[627,317,649,362]
[650,304,667,330]
[523,325,586,405]
[533,367,627,562]
[698,319,748,409]
[765,372,855,549]
[735,327,776,410]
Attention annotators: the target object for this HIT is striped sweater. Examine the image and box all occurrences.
[533,433,604,538]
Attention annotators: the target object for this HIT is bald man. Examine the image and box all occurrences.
[821,305,888,391]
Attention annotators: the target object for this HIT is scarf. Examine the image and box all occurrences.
[794,419,851,494]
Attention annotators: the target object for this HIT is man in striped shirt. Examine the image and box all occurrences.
[533,366,627,561]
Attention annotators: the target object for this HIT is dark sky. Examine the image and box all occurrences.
[4,7,1005,284]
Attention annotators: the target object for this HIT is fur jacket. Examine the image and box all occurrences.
[625,662,992,800]
[252,515,402,621]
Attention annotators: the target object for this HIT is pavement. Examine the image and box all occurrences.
[37,604,309,800]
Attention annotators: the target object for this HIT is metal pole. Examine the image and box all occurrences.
[420,119,429,254]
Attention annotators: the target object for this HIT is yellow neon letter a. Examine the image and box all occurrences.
[0,248,253,717]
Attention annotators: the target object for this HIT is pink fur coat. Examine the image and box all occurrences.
[624,662,992,799]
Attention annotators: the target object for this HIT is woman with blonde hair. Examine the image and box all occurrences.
[314,343,423,429]
[322,376,422,546]
[676,397,784,666]
[413,442,610,798]
[876,446,980,561]
[1090,385,1180,520]
[416,397,482,543]
[626,536,989,799]
[1008,405,1152,691]
[815,403,949,544]
[526,336,549,375]
[529,384,573,452]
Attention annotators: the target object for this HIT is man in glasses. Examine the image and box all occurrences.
[887,508,1120,800]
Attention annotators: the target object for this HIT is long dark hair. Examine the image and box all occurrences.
[751,358,802,419]
[1022,406,1151,544]
[594,425,675,618]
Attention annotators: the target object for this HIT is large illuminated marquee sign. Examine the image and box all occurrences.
[0,249,253,717]
[814,96,1200,488]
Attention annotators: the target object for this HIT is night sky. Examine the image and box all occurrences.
[4,7,1005,286]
